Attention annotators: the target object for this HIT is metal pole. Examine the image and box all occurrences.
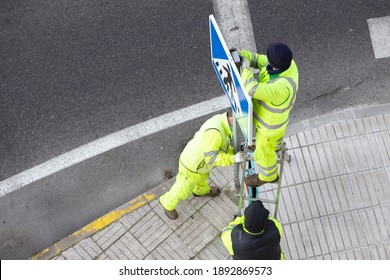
[273,142,286,219]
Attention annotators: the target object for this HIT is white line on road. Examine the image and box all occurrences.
[0,96,230,197]
[0,0,257,198]
[368,15,390,59]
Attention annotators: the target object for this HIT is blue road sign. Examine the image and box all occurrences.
[209,15,253,143]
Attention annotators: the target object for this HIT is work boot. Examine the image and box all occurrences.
[159,201,178,220]
[244,174,279,187]
[193,186,221,197]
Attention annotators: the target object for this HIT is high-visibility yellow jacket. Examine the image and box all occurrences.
[240,50,299,136]
[179,113,235,174]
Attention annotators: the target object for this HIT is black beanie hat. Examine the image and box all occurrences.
[266,42,293,71]
[244,200,270,233]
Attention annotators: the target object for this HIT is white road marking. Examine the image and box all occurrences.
[0,96,230,197]
[368,15,390,59]
[0,0,256,197]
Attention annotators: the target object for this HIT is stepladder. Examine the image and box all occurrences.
[237,141,291,219]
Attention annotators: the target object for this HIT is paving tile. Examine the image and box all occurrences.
[301,147,317,181]
[175,212,218,254]
[297,131,307,146]
[283,224,299,260]
[330,252,340,260]
[325,124,337,141]
[333,122,344,139]
[360,135,378,169]
[355,119,366,135]
[283,159,295,186]
[370,116,381,132]
[332,177,350,212]
[120,204,151,230]
[294,149,310,182]
[343,211,360,248]
[338,139,356,173]
[77,237,103,260]
[375,133,390,166]
[298,221,314,258]
[340,120,352,137]
[105,232,148,260]
[376,115,388,131]
[346,249,356,260]
[280,229,290,259]
[338,251,347,260]
[92,221,127,250]
[340,175,357,210]
[380,167,390,203]
[336,213,352,250]
[305,219,322,256]
[150,233,194,260]
[199,192,237,231]
[366,208,382,243]
[62,247,86,260]
[344,136,363,172]
[355,173,373,207]
[330,141,347,175]
[296,184,313,219]
[289,150,303,184]
[370,245,380,260]
[361,246,373,260]
[305,182,321,217]
[323,254,332,260]
[196,238,229,260]
[362,118,374,134]
[318,179,334,215]
[348,174,365,209]
[281,187,297,223]
[288,186,305,221]
[363,171,380,206]
[328,215,344,252]
[210,168,230,188]
[311,128,322,144]
[313,218,329,255]
[347,119,359,136]
[291,223,306,259]
[314,144,332,178]
[323,142,339,176]
[325,178,342,213]
[321,216,338,253]
[130,211,173,252]
[97,253,109,260]
[351,136,370,171]
[304,130,315,145]
[350,210,368,246]
[377,244,389,259]
[384,113,390,129]
[290,134,300,148]
[318,126,329,142]
[52,255,65,260]
[367,134,384,167]
[354,248,364,260]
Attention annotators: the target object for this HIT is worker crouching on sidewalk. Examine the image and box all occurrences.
[159,109,244,220]
[221,200,285,260]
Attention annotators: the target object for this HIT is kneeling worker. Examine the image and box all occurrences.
[221,200,284,260]
[159,108,244,220]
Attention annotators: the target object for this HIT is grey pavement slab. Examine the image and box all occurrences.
[38,104,390,260]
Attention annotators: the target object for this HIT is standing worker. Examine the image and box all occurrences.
[159,109,244,220]
[240,42,299,186]
[221,200,284,260]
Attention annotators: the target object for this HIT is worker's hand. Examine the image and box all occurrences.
[233,151,244,163]
[239,49,251,61]
[241,67,254,81]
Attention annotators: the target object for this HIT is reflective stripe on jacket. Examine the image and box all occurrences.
[242,53,299,136]
[179,113,234,174]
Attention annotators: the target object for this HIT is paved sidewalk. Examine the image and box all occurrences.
[32,104,390,260]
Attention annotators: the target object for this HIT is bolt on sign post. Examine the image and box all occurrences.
[209,14,253,214]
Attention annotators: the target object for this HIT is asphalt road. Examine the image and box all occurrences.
[1,0,390,259]
[248,0,390,121]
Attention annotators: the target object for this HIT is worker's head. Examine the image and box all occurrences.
[266,42,293,72]
[244,200,270,233]
[226,107,233,130]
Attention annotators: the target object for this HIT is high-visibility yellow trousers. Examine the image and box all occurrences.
[159,162,210,211]
[253,129,284,182]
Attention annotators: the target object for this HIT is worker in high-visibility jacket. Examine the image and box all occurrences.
[221,200,284,260]
[159,109,244,220]
[240,42,299,186]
